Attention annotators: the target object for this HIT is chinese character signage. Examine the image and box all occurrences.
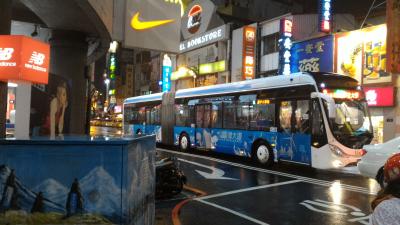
[335,24,390,84]
[291,35,333,73]
[279,18,292,75]
[318,0,332,33]
[386,0,400,73]
[242,26,256,80]
[162,54,172,92]
[364,86,394,107]
[0,35,50,84]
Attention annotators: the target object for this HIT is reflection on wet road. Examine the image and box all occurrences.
[156,148,379,225]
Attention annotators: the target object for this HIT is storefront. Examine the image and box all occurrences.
[364,86,396,143]
[172,0,230,90]
[335,24,394,143]
[290,24,394,143]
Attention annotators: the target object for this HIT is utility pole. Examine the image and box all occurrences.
[0,0,12,138]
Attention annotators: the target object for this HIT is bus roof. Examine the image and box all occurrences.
[124,92,163,105]
[175,72,317,99]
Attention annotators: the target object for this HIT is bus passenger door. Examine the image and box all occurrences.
[195,104,212,149]
[278,100,311,164]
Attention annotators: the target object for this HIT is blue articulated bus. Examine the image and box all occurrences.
[123,72,373,169]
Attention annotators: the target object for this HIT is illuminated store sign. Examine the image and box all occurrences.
[199,60,226,74]
[322,89,361,99]
[319,0,332,33]
[279,19,292,75]
[162,54,172,92]
[364,87,394,107]
[0,35,50,84]
[291,35,334,73]
[187,5,202,34]
[179,25,229,53]
[242,26,256,80]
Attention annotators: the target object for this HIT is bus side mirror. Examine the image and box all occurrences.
[311,92,336,119]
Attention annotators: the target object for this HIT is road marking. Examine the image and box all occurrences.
[158,149,378,195]
[197,180,301,200]
[178,158,238,180]
[197,199,269,225]
[300,199,370,224]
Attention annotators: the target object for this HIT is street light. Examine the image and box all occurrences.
[104,78,110,107]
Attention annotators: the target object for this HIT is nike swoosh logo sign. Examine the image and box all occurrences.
[131,12,174,30]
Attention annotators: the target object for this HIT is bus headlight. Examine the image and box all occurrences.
[329,144,343,157]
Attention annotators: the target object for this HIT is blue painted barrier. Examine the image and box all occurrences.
[0,135,156,225]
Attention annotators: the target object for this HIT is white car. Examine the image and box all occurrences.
[357,137,400,187]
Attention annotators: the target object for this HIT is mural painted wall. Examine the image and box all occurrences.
[0,137,155,225]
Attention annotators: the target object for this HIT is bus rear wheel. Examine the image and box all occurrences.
[179,133,190,152]
[253,141,273,167]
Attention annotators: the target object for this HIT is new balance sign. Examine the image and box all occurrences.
[0,35,50,84]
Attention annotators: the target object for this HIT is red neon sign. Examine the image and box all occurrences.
[364,87,394,107]
[0,35,50,84]
[242,26,256,80]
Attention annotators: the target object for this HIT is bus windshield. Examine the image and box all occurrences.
[327,99,373,149]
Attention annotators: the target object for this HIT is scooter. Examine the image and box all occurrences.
[155,156,187,199]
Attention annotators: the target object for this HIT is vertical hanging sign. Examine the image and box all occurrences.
[242,26,256,80]
[162,54,172,92]
[279,18,293,75]
[319,0,332,33]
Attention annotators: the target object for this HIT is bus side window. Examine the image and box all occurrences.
[295,100,310,134]
[279,101,292,133]
[311,99,327,147]
[211,103,222,128]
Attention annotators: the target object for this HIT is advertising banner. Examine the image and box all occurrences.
[0,35,50,84]
[278,18,293,75]
[30,74,71,137]
[242,26,256,80]
[364,86,395,107]
[291,35,334,73]
[386,0,400,73]
[162,54,172,92]
[318,0,332,33]
[335,24,390,84]
[124,0,181,53]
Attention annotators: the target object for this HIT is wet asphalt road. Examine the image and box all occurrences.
[90,127,379,225]
[156,148,380,225]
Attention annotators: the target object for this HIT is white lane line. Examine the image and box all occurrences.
[196,199,269,225]
[158,149,377,195]
[197,180,301,200]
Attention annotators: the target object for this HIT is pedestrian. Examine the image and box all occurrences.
[370,153,400,225]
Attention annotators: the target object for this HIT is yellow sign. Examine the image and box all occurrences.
[130,12,174,30]
[199,60,226,74]
[257,99,271,105]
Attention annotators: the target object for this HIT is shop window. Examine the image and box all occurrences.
[263,33,279,55]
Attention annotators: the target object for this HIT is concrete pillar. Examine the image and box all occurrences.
[49,30,88,134]
[0,0,12,138]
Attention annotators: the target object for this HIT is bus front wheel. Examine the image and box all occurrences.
[179,133,190,152]
[253,141,273,167]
